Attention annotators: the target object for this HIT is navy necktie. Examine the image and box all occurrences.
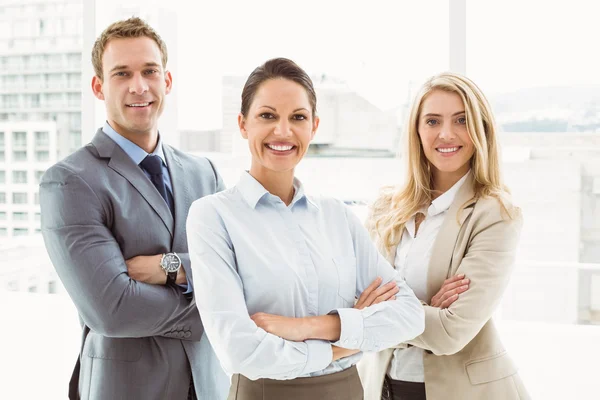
[139,154,174,215]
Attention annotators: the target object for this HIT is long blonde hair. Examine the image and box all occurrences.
[368,72,511,258]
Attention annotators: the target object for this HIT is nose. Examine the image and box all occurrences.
[129,73,149,95]
[438,121,455,140]
[273,118,292,137]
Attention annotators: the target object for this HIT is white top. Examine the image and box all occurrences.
[187,172,424,381]
[387,172,469,382]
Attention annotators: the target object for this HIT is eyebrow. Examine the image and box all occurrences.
[259,106,310,113]
[109,62,161,74]
[422,111,465,118]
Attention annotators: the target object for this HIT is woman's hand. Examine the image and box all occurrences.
[251,313,342,342]
[430,274,470,309]
[250,313,309,341]
[354,277,399,310]
[332,345,360,361]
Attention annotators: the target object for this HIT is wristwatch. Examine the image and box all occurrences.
[160,253,181,285]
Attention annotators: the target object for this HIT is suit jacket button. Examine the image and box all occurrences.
[184,331,191,338]
[178,331,185,338]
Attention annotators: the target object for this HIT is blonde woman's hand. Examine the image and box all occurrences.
[430,274,470,309]
[354,277,399,310]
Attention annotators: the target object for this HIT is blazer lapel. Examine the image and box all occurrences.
[425,173,477,302]
[163,145,192,246]
[91,129,174,236]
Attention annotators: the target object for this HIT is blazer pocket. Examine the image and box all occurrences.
[466,351,518,385]
[333,256,357,305]
[83,332,142,362]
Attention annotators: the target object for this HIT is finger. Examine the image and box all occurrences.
[356,277,382,307]
[442,274,465,287]
[439,284,469,303]
[440,293,459,309]
[373,286,400,304]
[364,281,397,306]
[439,279,470,295]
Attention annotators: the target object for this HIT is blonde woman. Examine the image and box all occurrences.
[358,73,530,400]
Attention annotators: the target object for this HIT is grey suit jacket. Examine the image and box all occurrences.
[40,129,229,400]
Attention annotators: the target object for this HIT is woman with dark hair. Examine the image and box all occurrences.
[186,58,425,400]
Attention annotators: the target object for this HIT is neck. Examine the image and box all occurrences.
[108,120,158,154]
[249,163,295,206]
[432,166,469,199]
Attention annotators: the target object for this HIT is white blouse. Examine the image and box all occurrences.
[387,172,469,382]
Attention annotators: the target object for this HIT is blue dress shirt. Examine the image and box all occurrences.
[187,172,425,381]
[102,121,173,195]
[102,121,190,292]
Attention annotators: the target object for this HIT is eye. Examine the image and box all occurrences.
[259,112,275,119]
[457,116,467,124]
[114,71,128,77]
[426,119,438,126]
[144,69,158,75]
[292,114,307,121]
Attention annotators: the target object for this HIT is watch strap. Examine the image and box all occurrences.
[166,270,177,285]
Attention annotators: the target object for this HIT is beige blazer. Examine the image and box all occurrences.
[358,175,530,400]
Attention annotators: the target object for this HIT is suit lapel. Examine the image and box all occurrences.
[425,174,477,302]
[91,129,174,236]
[163,145,192,246]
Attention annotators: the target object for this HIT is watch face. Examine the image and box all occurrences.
[162,253,181,272]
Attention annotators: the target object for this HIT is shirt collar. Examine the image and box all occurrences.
[428,170,471,217]
[102,121,168,167]
[237,171,318,210]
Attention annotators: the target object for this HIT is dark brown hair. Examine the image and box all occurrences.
[240,58,317,118]
[92,17,168,80]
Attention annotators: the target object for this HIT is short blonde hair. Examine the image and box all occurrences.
[369,72,511,257]
[91,17,168,80]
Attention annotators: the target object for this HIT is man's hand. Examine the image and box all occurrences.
[354,277,399,310]
[126,254,166,285]
[430,274,469,309]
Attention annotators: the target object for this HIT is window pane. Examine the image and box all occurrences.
[13,150,27,161]
[12,131,27,147]
[35,131,49,147]
[12,170,27,184]
[12,192,27,204]
[12,212,28,221]
[36,151,49,162]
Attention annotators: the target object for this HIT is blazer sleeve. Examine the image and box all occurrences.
[406,206,523,355]
[40,164,201,340]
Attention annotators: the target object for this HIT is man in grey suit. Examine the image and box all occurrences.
[40,17,229,400]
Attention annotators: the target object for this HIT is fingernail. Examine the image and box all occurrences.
[462,285,468,290]
[459,274,465,278]
[462,279,469,284]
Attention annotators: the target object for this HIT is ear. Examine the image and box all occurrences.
[164,70,173,94]
[310,115,320,140]
[91,76,105,100]
[238,113,248,139]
